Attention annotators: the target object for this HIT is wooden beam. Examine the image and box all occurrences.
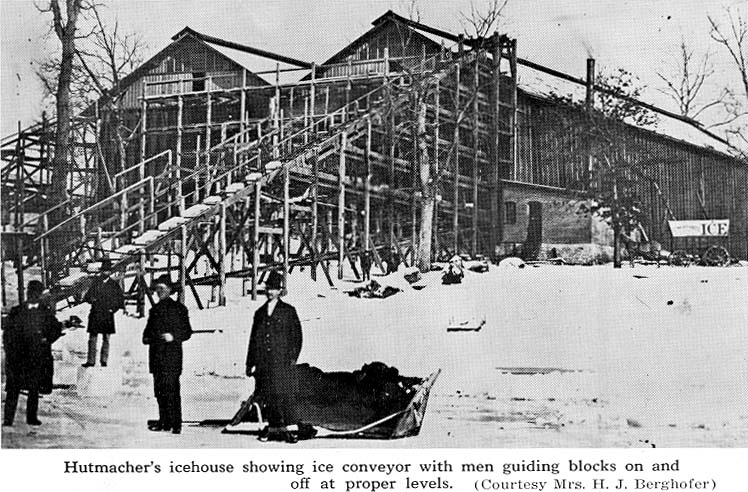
[471,54,479,256]
[453,61,461,254]
[179,225,187,304]
[283,163,290,289]
[490,33,501,255]
[218,202,226,306]
[139,87,147,235]
[364,119,372,253]
[337,132,347,280]
[311,150,319,281]
[251,181,261,300]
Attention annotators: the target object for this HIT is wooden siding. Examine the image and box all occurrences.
[514,93,748,259]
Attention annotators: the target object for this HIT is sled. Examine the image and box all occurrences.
[222,366,440,439]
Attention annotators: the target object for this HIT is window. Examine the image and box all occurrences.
[192,72,206,92]
[504,201,517,224]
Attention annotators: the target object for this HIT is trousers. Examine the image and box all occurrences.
[153,373,181,429]
[3,384,39,425]
[86,333,110,365]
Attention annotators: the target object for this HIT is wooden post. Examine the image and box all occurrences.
[387,91,396,249]
[453,60,461,254]
[585,57,596,175]
[471,51,480,256]
[218,202,226,306]
[345,58,352,121]
[324,87,330,123]
[304,98,309,145]
[179,225,187,304]
[240,69,247,139]
[195,134,201,201]
[15,123,25,303]
[311,150,319,281]
[139,87,147,235]
[337,132,347,279]
[138,250,146,318]
[251,181,261,300]
[490,33,502,256]
[364,119,372,252]
[283,163,290,290]
[205,77,213,194]
[40,215,49,288]
[510,39,518,182]
[273,64,280,159]
[434,79,441,258]
[242,197,250,295]
[148,178,155,229]
[310,62,317,129]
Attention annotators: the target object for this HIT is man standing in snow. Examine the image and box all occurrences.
[82,258,124,367]
[245,270,302,443]
[2,281,64,426]
[143,275,192,434]
[360,249,372,281]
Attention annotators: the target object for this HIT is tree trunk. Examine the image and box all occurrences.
[415,100,434,272]
[48,0,83,256]
[417,198,435,272]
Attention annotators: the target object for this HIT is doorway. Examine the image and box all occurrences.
[524,201,543,260]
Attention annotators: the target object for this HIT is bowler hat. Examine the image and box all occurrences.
[152,274,176,292]
[27,280,45,299]
[265,271,283,290]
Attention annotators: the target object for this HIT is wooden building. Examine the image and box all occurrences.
[2,10,746,308]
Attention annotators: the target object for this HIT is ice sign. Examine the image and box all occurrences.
[668,219,730,237]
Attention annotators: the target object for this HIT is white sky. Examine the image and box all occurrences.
[0,0,744,138]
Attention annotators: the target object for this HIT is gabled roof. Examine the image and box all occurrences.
[90,12,742,160]
[319,11,740,159]
[315,10,450,71]
[516,66,736,158]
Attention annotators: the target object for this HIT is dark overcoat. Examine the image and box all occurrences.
[142,297,192,376]
[2,303,63,394]
[246,300,302,399]
[84,277,125,335]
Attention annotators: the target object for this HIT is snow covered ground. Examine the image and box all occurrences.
[2,262,747,448]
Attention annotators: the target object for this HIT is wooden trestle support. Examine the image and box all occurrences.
[1,33,518,314]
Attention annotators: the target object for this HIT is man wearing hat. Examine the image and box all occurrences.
[143,275,193,434]
[3,280,65,426]
[245,270,303,443]
[82,258,125,367]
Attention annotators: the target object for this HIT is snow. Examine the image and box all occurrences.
[3,263,747,448]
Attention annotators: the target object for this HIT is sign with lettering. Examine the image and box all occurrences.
[668,219,730,237]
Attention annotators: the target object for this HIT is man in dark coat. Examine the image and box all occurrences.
[387,246,401,274]
[3,280,64,426]
[142,275,192,434]
[246,270,302,443]
[82,258,124,367]
[360,249,373,281]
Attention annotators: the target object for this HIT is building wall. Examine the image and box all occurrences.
[514,93,748,260]
[499,183,593,256]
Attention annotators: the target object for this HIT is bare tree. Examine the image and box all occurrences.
[77,5,145,186]
[38,3,145,186]
[37,0,88,231]
[548,68,660,268]
[409,0,509,272]
[707,2,748,154]
[460,0,509,42]
[656,39,726,120]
